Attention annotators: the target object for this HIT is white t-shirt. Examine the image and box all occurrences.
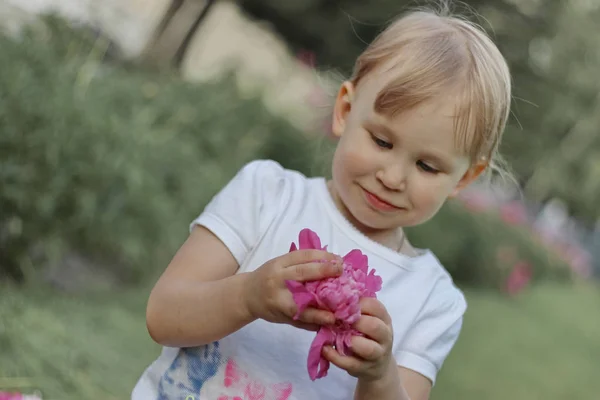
[132,160,467,400]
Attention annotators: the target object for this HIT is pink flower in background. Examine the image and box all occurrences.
[285,229,383,380]
[0,393,21,400]
[296,49,316,68]
[499,201,529,226]
[559,242,593,280]
[504,261,533,296]
[0,393,42,400]
[458,190,493,213]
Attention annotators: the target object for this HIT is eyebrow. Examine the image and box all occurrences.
[365,119,396,138]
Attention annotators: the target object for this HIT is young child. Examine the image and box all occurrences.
[132,6,511,400]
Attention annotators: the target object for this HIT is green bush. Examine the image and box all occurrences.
[0,17,318,283]
[406,200,571,289]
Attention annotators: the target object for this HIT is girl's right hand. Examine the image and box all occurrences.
[243,249,343,331]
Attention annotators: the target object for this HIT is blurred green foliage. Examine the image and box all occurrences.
[0,17,319,283]
[0,17,569,288]
[406,201,571,288]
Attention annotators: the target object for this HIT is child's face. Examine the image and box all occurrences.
[329,76,486,233]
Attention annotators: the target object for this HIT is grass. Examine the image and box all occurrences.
[1,281,599,400]
[0,284,159,399]
[433,282,600,400]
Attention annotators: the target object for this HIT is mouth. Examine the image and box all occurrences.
[361,187,401,212]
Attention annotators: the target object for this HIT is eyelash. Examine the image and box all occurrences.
[417,160,439,174]
[370,132,440,174]
[370,133,393,149]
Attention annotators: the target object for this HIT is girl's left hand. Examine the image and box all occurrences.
[322,297,395,382]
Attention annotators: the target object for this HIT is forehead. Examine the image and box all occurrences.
[353,72,474,158]
[358,77,464,143]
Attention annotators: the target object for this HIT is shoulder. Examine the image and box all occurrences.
[192,160,313,263]
[235,159,287,183]
[236,159,308,189]
[237,159,316,206]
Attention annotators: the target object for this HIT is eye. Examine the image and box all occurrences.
[370,133,393,149]
[417,160,439,174]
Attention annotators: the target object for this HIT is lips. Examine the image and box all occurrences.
[362,188,400,212]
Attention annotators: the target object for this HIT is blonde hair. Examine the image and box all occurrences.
[350,4,513,180]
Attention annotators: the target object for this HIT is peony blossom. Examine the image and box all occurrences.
[285,229,382,380]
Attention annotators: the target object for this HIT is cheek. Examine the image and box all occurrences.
[409,177,455,206]
[335,133,375,175]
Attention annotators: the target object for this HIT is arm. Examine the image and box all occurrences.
[146,225,342,348]
[146,225,254,347]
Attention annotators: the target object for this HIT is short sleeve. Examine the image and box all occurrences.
[395,289,467,385]
[190,160,286,265]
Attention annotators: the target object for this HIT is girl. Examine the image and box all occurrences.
[133,5,511,400]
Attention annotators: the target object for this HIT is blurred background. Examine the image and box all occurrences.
[1,0,599,399]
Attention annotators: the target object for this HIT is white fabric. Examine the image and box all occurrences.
[132,160,467,400]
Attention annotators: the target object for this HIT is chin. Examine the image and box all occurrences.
[349,202,400,231]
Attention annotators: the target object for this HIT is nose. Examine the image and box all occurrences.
[376,163,407,191]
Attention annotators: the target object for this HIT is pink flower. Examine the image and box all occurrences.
[285,229,383,380]
[458,190,493,213]
[0,393,23,400]
[296,49,316,68]
[504,261,532,296]
[499,201,529,226]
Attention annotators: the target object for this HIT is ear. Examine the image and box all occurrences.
[449,161,488,197]
[331,81,355,138]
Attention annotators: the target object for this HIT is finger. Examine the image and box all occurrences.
[299,308,336,325]
[289,320,320,332]
[360,298,392,325]
[349,336,385,361]
[286,261,343,282]
[284,249,342,266]
[353,315,392,344]
[322,346,363,377]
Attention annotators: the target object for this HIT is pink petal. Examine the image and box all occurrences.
[365,270,383,296]
[307,327,335,380]
[285,280,316,319]
[337,331,356,356]
[298,228,323,250]
[289,243,297,252]
[335,333,346,355]
[343,250,369,273]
